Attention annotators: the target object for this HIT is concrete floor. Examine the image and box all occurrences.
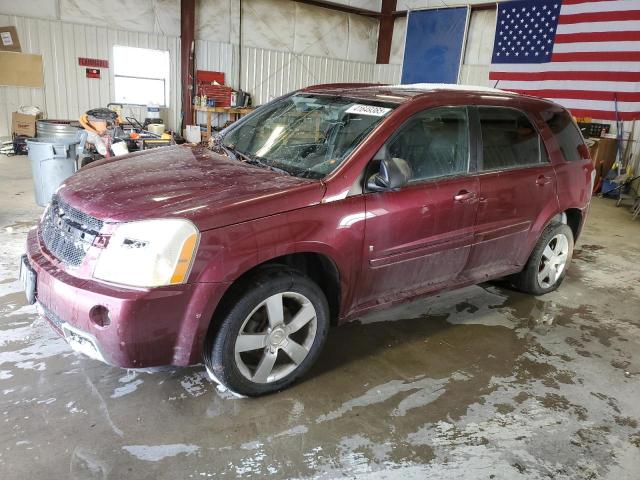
[0,153,639,479]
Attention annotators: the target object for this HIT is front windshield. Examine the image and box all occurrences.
[221,94,396,179]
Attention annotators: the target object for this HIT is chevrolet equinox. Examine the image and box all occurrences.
[21,84,594,396]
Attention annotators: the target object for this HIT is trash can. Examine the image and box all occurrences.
[36,119,83,142]
[27,137,80,206]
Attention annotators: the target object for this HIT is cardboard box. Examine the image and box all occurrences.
[0,26,21,52]
[11,112,37,138]
[0,52,44,87]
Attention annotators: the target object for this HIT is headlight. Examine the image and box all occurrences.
[94,219,199,288]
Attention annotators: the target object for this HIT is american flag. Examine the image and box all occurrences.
[490,0,640,121]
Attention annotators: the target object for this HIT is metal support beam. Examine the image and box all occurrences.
[376,0,396,64]
[291,0,379,17]
[181,0,195,131]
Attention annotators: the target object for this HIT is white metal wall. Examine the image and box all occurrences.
[0,14,181,137]
[193,40,400,126]
[196,39,401,105]
[1,15,401,137]
[459,8,497,86]
[239,46,401,105]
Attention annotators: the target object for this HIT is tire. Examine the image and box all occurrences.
[203,266,330,396]
[511,222,574,295]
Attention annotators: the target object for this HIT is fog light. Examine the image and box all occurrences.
[89,305,111,327]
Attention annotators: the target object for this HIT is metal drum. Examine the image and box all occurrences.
[36,119,83,141]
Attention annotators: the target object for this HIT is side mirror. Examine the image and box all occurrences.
[367,157,411,191]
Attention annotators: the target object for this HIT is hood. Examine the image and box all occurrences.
[58,146,324,231]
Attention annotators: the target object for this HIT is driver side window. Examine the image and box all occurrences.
[385,107,470,183]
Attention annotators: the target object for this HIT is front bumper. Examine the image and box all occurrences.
[37,301,108,363]
[25,228,227,368]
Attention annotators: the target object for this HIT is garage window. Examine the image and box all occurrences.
[113,46,170,106]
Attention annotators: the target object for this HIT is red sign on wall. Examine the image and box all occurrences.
[86,68,101,79]
[79,57,109,68]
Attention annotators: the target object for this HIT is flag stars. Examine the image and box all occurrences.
[494,2,558,63]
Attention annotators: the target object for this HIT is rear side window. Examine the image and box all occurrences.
[479,107,542,171]
[543,109,585,162]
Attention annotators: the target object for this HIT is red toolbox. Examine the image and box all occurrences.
[198,85,232,107]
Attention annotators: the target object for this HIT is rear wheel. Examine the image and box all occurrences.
[511,222,574,295]
[204,267,329,396]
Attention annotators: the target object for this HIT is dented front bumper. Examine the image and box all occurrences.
[25,228,225,368]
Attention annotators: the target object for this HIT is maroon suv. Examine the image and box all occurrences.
[21,84,594,396]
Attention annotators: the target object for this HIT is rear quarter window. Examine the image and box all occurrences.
[543,110,585,162]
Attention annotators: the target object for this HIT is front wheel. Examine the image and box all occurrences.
[511,222,574,295]
[204,267,330,396]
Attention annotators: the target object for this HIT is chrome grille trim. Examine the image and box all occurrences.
[39,195,103,266]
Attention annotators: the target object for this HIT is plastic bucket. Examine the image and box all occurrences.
[27,137,80,206]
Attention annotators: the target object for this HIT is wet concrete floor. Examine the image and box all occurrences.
[1,154,639,479]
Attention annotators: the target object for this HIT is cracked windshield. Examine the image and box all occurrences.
[220,94,396,178]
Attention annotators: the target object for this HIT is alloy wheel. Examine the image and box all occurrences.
[234,292,317,384]
[537,233,570,289]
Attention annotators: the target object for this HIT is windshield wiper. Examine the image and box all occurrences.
[242,156,292,176]
[221,143,292,176]
[219,144,238,161]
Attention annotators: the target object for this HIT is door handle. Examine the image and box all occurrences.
[536,175,552,186]
[454,190,477,203]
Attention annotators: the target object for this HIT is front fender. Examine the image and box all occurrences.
[188,197,366,349]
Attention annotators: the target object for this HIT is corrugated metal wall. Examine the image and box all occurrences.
[0,15,401,137]
[239,46,400,105]
[0,14,181,137]
[459,8,497,86]
[193,40,400,128]
[195,40,401,105]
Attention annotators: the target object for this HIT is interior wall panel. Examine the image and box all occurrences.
[0,15,181,137]
[459,8,497,87]
[0,14,398,138]
[232,44,400,106]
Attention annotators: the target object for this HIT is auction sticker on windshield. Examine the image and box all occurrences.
[345,104,392,117]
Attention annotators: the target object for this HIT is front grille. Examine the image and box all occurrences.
[40,195,103,266]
